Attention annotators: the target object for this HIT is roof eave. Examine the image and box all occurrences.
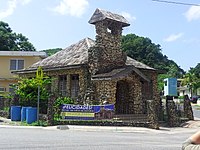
[12,64,88,74]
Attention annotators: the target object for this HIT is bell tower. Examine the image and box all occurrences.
[88,8,130,74]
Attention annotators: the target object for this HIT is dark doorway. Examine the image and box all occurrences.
[115,80,130,114]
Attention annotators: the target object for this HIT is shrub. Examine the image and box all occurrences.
[54,97,74,120]
[14,77,52,114]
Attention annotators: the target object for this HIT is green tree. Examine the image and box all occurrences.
[41,48,62,56]
[122,33,185,93]
[15,33,36,51]
[181,72,200,96]
[122,34,185,77]
[189,63,200,78]
[0,21,36,51]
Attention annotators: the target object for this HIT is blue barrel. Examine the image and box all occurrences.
[26,107,37,124]
[11,106,21,121]
[21,107,31,122]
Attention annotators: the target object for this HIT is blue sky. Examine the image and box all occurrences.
[0,0,200,71]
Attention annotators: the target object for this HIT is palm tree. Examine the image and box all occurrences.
[181,73,200,97]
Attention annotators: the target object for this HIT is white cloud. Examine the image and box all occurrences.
[0,0,31,19]
[21,0,32,5]
[163,33,184,42]
[0,0,17,19]
[185,5,200,21]
[52,0,89,17]
[120,11,136,22]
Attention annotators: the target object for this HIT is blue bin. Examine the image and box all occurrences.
[26,107,37,124]
[21,107,31,121]
[11,106,21,121]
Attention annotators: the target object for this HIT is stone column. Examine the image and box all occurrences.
[51,76,59,97]
[151,72,160,121]
[166,96,180,127]
[47,94,56,126]
[183,95,194,120]
[66,74,71,97]
[147,100,159,129]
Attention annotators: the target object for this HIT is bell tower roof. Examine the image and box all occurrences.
[88,8,130,27]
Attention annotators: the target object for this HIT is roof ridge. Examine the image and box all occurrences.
[85,37,95,48]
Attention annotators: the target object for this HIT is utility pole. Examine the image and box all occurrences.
[36,66,43,124]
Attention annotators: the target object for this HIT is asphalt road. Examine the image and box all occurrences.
[0,104,200,150]
[193,105,200,120]
[0,126,198,150]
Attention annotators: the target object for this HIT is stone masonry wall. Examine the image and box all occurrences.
[93,80,117,104]
[88,20,127,74]
[19,67,90,103]
[93,72,147,114]
[142,70,160,119]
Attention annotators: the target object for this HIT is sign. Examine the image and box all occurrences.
[61,104,114,120]
[36,66,43,85]
[36,66,43,122]
[164,78,177,96]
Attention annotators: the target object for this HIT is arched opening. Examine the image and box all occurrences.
[115,80,131,114]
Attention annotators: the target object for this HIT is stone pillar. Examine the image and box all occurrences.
[151,72,160,121]
[166,96,180,127]
[147,100,159,129]
[183,95,194,120]
[47,94,56,126]
[66,74,71,97]
[51,76,59,97]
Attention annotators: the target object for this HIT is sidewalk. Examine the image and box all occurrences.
[1,116,200,133]
[0,117,21,126]
[0,116,165,132]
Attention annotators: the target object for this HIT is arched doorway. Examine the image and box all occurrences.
[115,80,131,114]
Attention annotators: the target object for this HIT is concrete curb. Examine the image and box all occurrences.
[1,117,200,133]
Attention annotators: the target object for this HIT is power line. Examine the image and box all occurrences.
[152,0,200,6]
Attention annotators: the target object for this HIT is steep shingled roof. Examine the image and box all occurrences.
[28,37,95,70]
[89,8,130,27]
[22,37,155,72]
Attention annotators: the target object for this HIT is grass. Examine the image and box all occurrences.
[20,120,48,127]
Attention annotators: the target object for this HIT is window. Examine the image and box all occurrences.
[58,75,67,96]
[70,74,79,98]
[10,59,24,70]
[9,84,15,95]
[0,87,6,92]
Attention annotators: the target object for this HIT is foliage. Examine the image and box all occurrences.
[14,77,51,113]
[178,96,184,100]
[41,48,62,56]
[54,97,74,120]
[181,72,200,96]
[157,74,171,92]
[189,63,200,78]
[121,34,185,77]
[3,107,9,112]
[121,34,186,93]
[0,21,36,51]
[20,120,48,127]
[54,97,74,109]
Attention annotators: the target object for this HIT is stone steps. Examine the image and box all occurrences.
[113,114,148,122]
